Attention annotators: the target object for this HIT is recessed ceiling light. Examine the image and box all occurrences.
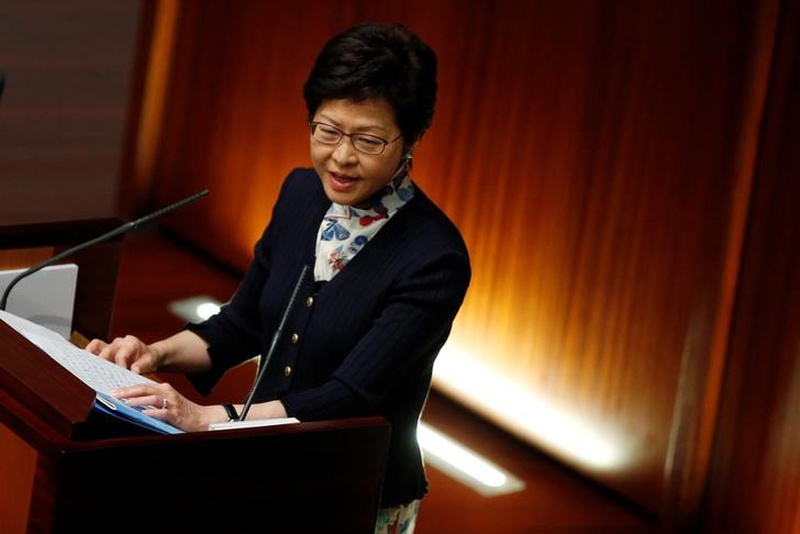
[418,422,525,497]
[169,296,223,323]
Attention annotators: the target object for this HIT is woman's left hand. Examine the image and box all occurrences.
[110,382,216,432]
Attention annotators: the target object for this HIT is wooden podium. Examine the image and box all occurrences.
[0,219,391,533]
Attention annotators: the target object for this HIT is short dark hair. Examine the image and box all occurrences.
[303,22,437,149]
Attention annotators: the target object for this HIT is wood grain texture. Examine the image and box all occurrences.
[0,425,36,534]
[0,1,141,224]
[699,0,800,531]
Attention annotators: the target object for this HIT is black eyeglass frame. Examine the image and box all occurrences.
[309,121,403,155]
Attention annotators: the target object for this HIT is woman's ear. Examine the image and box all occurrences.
[405,139,420,159]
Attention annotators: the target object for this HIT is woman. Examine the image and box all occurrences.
[88,22,470,532]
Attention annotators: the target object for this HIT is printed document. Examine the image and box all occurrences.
[0,310,182,434]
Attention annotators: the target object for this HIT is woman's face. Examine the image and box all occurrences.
[310,98,405,206]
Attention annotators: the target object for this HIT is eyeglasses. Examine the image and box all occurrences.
[310,122,402,155]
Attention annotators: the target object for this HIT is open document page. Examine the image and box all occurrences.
[208,417,299,431]
[0,310,182,435]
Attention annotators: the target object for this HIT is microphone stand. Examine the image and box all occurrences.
[238,264,309,421]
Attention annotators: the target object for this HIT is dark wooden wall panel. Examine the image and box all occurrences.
[700,0,800,531]
[0,0,141,225]
[0,425,36,533]
[0,3,141,531]
[120,0,795,526]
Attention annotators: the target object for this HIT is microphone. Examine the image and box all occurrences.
[0,189,210,311]
[238,264,309,422]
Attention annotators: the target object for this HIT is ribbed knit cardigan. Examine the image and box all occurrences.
[188,167,471,507]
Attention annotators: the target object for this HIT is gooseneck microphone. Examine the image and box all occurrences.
[0,189,210,312]
[238,264,309,422]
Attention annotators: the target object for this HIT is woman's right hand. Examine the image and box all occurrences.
[85,335,161,375]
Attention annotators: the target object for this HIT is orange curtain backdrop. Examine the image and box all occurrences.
[699,0,800,531]
[134,0,384,268]
[125,0,780,516]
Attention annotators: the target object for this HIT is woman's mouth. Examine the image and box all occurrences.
[329,171,358,191]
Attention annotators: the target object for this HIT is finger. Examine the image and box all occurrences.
[97,336,125,362]
[85,339,107,354]
[137,395,173,422]
[111,336,145,370]
[113,343,137,370]
[128,394,165,411]
[110,384,155,400]
[128,399,165,414]
[122,336,152,372]
[130,353,156,375]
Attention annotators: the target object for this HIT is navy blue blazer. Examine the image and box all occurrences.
[188,167,471,506]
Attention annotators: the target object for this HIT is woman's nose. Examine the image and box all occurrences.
[332,138,358,165]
